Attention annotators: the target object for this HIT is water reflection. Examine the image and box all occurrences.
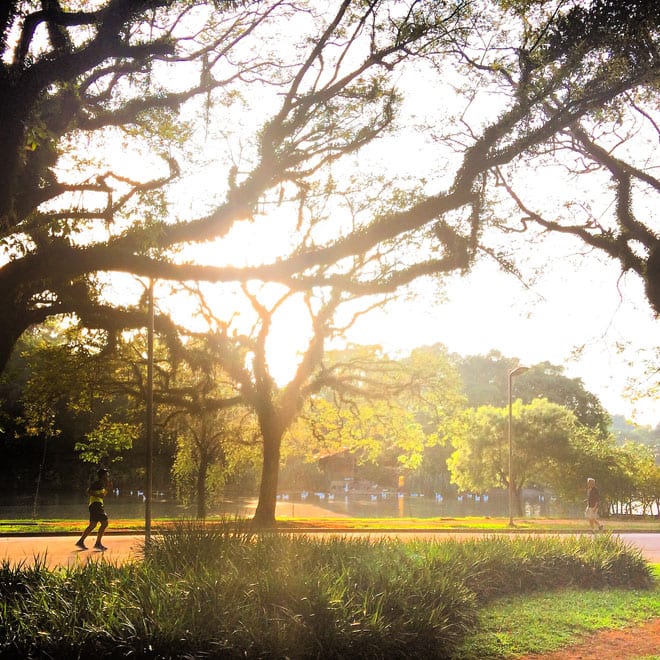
[0,489,559,520]
[278,491,507,518]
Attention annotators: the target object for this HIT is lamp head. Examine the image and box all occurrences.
[509,365,529,378]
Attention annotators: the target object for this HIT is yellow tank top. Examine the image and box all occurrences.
[88,486,107,506]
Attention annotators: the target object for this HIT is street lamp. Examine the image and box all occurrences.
[145,279,155,546]
[508,365,529,527]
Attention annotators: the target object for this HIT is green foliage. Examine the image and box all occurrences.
[611,414,660,449]
[285,343,465,485]
[427,533,654,601]
[552,430,660,514]
[16,324,88,438]
[455,353,611,435]
[75,416,140,465]
[447,398,579,497]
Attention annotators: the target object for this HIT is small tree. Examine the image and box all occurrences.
[448,398,578,514]
[171,405,259,519]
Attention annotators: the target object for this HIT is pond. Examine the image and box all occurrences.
[0,489,563,520]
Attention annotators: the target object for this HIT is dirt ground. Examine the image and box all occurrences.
[519,617,660,659]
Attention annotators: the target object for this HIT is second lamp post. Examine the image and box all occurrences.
[508,365,529,526]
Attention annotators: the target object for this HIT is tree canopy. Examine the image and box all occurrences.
[1,0,658,377]
[448,398,588,512]
[456,352,611,435]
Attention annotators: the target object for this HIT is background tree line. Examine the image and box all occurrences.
[1,325,657,518]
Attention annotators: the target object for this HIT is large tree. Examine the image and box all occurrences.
[3,1,658,375]
[0,0,470,372]
[196,287,409,525]
[486,0,660,313]
[2,1,658,524]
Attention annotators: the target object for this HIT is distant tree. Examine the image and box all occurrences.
[455,353,610,434]
[548,424,621,510]
[171,405,259,519]
[637,456,660,516]
[628,444,660,516]
[285,343,464,490]
[288,384,426,487]
[453,351,519,408]
[519,363,611,436]
[527,425,660,518]
[91,324,263,515]
[448,398,580,515]
[611,415,660,454]
[622,348,660,433]
[400,345,467,440]
[397,344,467,494]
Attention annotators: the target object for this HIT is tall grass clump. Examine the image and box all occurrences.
[0,558,152,658]
[139,525,478,657]
[418,533,654,602]
[0,523,654,658]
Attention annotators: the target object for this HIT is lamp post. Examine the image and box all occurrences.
[508,365,529,527]
[145,278,154,546]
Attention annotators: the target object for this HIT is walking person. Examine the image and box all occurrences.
[76,468,112,551]
[585,477,604,533]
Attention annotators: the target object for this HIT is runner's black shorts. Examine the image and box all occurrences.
[88,501,108,524]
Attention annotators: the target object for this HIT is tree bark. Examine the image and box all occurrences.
[515,485,524,517]
[196,452,208,520]
[252,426,282,528]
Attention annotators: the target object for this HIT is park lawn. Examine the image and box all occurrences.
[0,515,659,535]
[277,515,660,533]
[0,518,154,534]
[455,564,660,658]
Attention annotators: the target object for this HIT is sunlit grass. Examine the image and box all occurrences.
[0,518,166,534]
[455,570,660,658]
[2,515,659,535]
[278,515,660,532]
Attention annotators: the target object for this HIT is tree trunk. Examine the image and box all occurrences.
[253,427,282,528]
[196,453,208,520]
[0,306,31,375]
[515,485,524,517]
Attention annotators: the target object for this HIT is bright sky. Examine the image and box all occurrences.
[145,210,659,429]
[149,113,658,430]
[342,250,659,427]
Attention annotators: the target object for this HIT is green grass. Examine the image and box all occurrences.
[0,522,655,658]
[0,518,163,534]
[455,570,660,658]
[278,515,660,533]
[1,515,658,535]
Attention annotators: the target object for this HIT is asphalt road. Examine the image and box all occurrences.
[1,532,659,570]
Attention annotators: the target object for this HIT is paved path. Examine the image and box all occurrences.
[1,532,658,570]
[0,534,145,569]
